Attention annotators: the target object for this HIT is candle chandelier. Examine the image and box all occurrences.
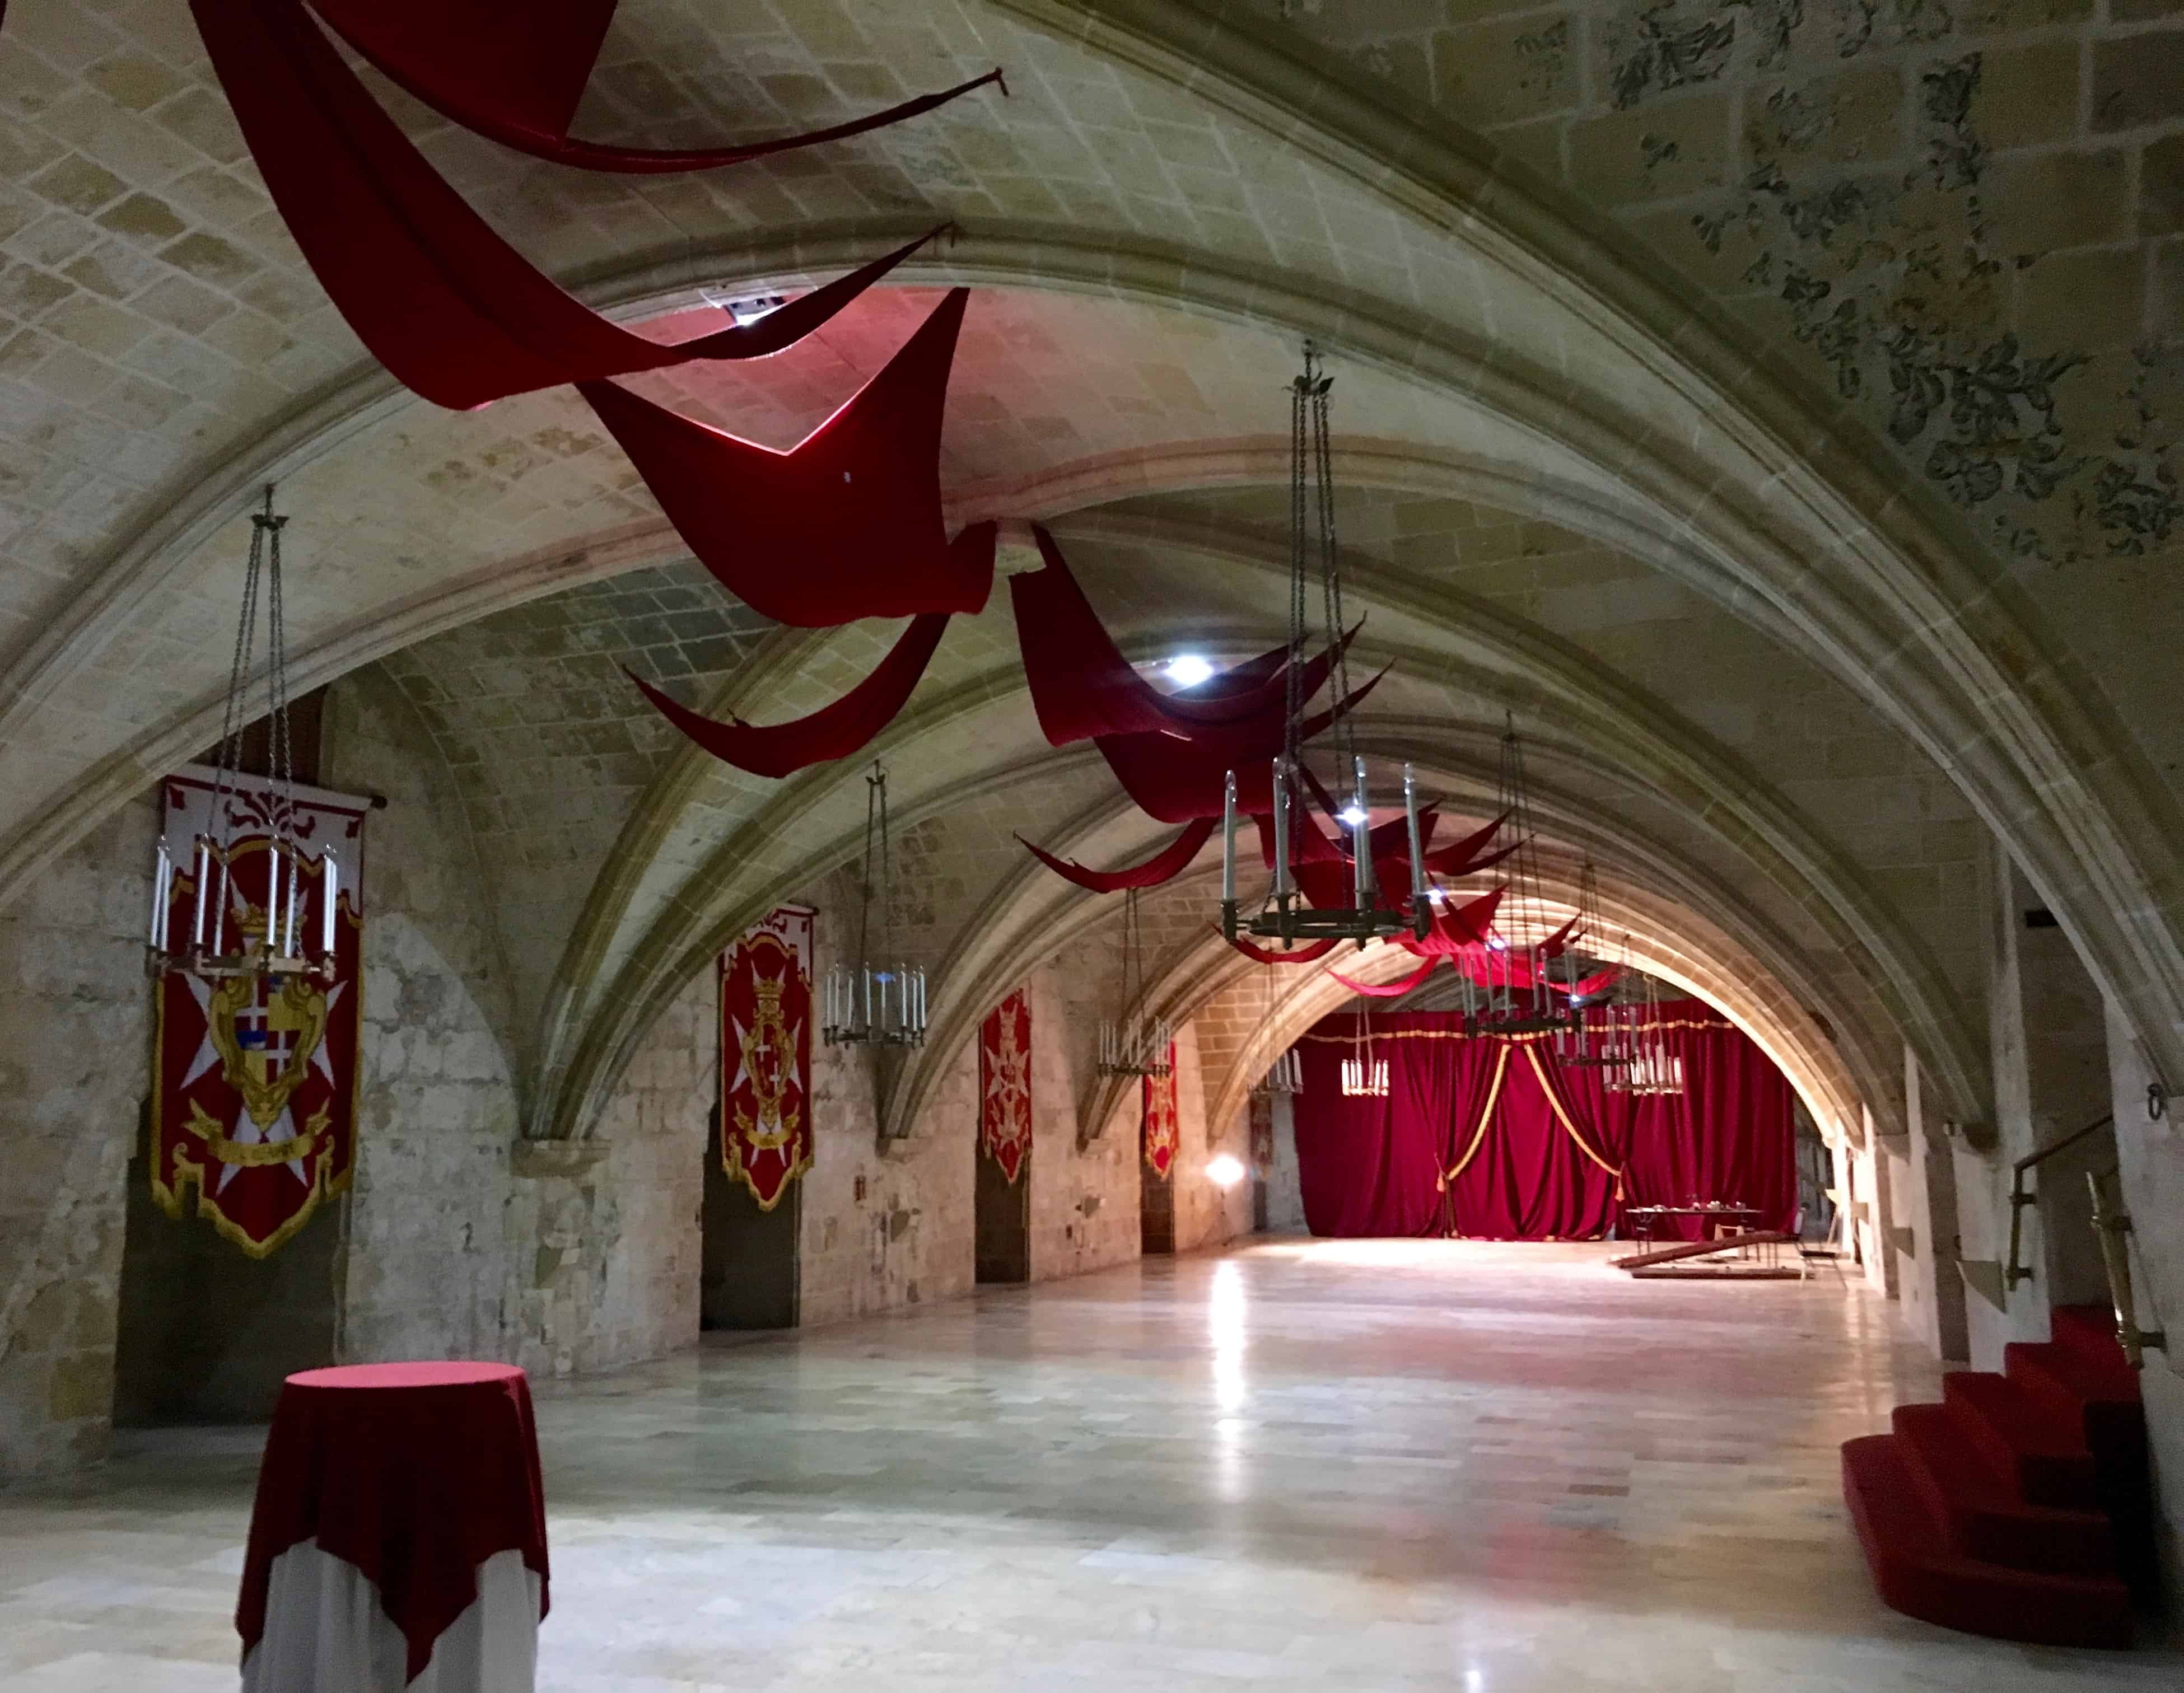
[822,762,927,1047]
[1247,962,1303,1098]
[1604,967,1685,1097]
[1452,721,1576,1036]
[147,487,339,985]
[1554,861,1622,1067]
[1221,343,1426,951]
[1098,887,1173,1078]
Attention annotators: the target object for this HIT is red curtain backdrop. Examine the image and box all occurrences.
[979,989,1033,1184]
[1290,1017,1506,1238]
[1289,1002,1795,1240]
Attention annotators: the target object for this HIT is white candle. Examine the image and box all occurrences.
[321,850,338,956]
[192,838,210,950]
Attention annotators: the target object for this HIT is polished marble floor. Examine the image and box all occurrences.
[2,1239,2176,1690]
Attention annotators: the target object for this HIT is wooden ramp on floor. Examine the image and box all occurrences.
[1630,1264,1805,1280]
[1612,1231,1794,1271]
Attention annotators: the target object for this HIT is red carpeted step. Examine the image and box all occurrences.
[1890,1404,2116,1575]
[1841,1435,2134,1649]
[2005,1340,2146,1468]
[1942,1371,2098,1510]
[2051,1303,2127,1370]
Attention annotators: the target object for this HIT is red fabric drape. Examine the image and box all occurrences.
[1443,1041,1620,1240]
[1291,1016,1505,1238]
[1330,955,1441,997]
[237,1363,548,1681]
[1011,527,1358,745]
[1556,1002,1798,1237]
[190,0,942,409]
[1286,1004,1795,1240]
[1094,670,1386,822]
[581,291,983,628]
[1217,932,1341,966]
[1020,819,1216,892]
[309,0,1004,174]
[623,522,994,775]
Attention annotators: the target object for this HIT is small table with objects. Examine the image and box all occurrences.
[237,1361,550,1692]
[1622,1202,1766,1247]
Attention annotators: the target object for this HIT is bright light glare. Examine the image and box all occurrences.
[1168,653,1216,688]
[1206,1153,1247,1188]
[1337,805,1368,826]
[1486,934,1508,951]
[1426,887,1447,904]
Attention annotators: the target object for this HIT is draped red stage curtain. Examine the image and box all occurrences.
[1290,1017,1504,1238]
[1287,1002,1795,1241]
[1555,1003,1799,1238]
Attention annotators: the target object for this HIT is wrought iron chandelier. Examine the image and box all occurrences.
[147,486,338,985]
[1455,719,1576,1037]
[1098,887,1173,1078]
[1221,343,1426,951]
[1247,962,1303,1097]
[1605,967,1684,1096]
[1555,860,1621,1067]
[822,763,926,1047]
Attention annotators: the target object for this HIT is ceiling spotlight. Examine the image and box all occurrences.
[1168,653,1215,689]
[1337,803,1368,826]
[700,287,788,326]
[1486,934,1508,951]
[1206,1153,1247,1189]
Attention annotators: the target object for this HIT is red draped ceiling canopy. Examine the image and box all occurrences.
[1020,819,1218,894]
[625,525,995,778]
[1010,527,1359,745]
[1094,670,1387,824]
[191,0,953,408]
[307,0,1005,173]
[1289,1005,1796,1241]
[582,290,984,628]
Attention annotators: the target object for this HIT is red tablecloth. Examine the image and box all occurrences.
[237,1362,550,1681]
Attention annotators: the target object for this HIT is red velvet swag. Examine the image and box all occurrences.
[1011,526,1359,745]
[627,522,996,776]
[1218,933,1341,966]
[1094,670,1387,822]
[1330,955,1443,997]
[581,291,984,628]
[191,0,942,408]
[1288,1003,1796,1240]
[309,0,1005,174]
[1020,819,1218,893]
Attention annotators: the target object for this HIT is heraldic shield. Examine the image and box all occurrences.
[978,988,1032,1184]
[152,767,368,1256]
[720,906,815,1209]
[1142,1042,1180,1180]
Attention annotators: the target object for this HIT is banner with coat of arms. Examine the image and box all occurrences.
[1142,1044,1179,1180]
[720,905,815,1209]
[152,765,368,1257]
[978,988,1032,1183]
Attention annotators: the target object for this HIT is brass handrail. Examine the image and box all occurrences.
[2004,1114,2113,1290]
[2087,1164,2167,1369]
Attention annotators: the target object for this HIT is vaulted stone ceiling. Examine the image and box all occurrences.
[2,0,2178,1145]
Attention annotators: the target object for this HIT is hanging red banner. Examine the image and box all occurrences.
[151,766,369,1257]
[1142,1046,1179,1180]
[719,906,815,1209]
[978,989,1033,1183]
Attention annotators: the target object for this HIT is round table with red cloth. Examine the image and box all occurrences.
[237,1362,550,1689]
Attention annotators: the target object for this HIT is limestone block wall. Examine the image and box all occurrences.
[0,799,152,1482]
[323,671,520,1365]
[797,887,978,1329]
[1253,0,2183,788]
[1023,965,1142,1282]
[1264,1091,1306,1234]
[2101,996,2184,1610]
[1167,1026,1255,1255]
